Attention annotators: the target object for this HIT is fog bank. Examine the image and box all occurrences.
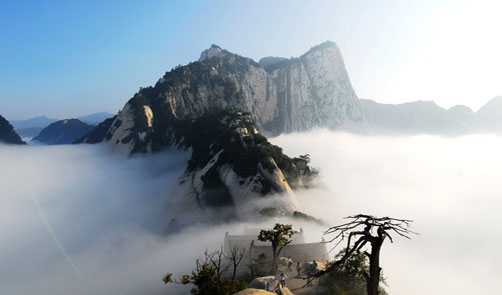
[0,143,324,295]
[272,130,502,295]
[2,131,501,294]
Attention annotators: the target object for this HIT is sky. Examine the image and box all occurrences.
[2,0,502,120]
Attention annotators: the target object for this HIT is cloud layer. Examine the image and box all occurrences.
[272,130,502,295]
[2,131,501,294]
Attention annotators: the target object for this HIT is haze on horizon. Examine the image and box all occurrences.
[2,0,502,120]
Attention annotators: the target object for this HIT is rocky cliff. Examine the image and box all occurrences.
[0,115,25,145]
[78,41,360,228]
[79,41,364,153]
[162,111,317,231]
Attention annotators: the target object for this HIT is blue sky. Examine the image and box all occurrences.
[2,0,501,120]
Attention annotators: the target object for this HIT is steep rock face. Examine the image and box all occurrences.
[77,42,357,228]
[262,42,364,134]
[155,111,313,231]
[34,119,95,145]
[80,41,364,152]
[0,115,25,145]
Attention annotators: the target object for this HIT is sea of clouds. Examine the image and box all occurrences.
[272,130,502,295]
[1,131,501,294]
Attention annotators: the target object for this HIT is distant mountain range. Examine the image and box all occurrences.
[11,116,58,130]
[11,112,114,129]
[33,119,96,145]
[10,112,114,141]
[360,96,502,135]
[77,112,115,125]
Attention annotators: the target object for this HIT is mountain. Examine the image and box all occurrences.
[79,41,364,153]
[10,112,113,130]
[0,115,25,145]
[16,127,43,141]
[78,112,114,125]
[360,99,484,135]
[163,111,317,231]
[77,41,364,229]
[10,115,58,129]
[33,119,95,145]
[477,96,502,132]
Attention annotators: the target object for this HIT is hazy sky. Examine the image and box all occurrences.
[2,0,502,120]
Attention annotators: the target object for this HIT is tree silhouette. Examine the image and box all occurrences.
[311,214,416,295]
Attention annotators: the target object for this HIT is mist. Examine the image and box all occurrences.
[272,130,502,295]
[1,131,501,294]
[0,144,323,295]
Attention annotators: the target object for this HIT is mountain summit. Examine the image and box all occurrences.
[80,41,364,153]
[77,41,361,229]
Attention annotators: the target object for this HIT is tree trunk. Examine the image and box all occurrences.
[367,241,382,295]
[271,244,278,274]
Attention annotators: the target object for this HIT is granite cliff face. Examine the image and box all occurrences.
[80,41,364,153]
[162,111,317,231]
[0,115,25,145]
[78,41,360,228]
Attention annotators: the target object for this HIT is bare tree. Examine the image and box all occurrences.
[208,247,230,291]
[164,246,247,295]
[309,214,417,295]
[225,244,245,283]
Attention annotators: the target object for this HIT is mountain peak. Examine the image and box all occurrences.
[302,40,339,56]
[199,44,225,61]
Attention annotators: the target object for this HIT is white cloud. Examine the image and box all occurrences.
[2,130,501,294]
[272,130,502,294]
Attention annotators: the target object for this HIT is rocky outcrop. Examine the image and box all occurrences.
[78,42,358,228]
[161,111,315,231]
[34,119,95,145]
[0,115,25,145]
[79,41,364,152]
